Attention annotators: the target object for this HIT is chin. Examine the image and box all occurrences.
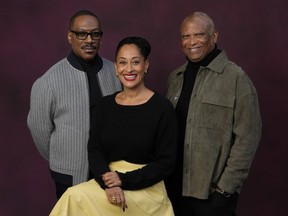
[83,51,98,58]
[188,55,203,62]
[83,55,97,61]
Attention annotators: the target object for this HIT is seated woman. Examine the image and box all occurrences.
[49,36,178,216]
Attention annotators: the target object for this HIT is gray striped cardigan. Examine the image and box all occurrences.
[27,57,122,185]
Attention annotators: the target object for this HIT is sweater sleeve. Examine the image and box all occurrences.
[27,78,55,160]
[88,101,110,188]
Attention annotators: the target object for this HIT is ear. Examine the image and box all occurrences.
[67,31,72,44]
[145,60,149,71]
[213,30,218,43]
[114,62,118,73]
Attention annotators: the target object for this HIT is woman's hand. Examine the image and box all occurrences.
[102,171,122,188]
[105,186,128,211]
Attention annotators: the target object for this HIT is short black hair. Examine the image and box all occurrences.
[115,36,151,60]
[69,10,101,30]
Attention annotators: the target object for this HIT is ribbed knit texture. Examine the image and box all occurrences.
[27,57,122,185]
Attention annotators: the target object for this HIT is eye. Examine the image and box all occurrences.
[118,61,126,66]
[195,33,205,38]
[91,32,102,38]
[91,32,99,37]
[132,60,140,65]
[77,32,88,37]
[181,35,189,40]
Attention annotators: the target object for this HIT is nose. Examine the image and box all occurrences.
[85,34,94,43]
[188,35,197,45]
[127,63,134,72]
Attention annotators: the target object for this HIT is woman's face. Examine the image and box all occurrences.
[115,44,149,90]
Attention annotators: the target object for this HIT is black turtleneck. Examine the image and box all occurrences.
[67,52,104,180]
[67,52,103,125]
[166,46,221,198]
[176,46,221,136]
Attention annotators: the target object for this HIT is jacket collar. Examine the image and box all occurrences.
[176,50,228,76]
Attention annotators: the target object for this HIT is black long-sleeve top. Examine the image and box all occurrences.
[88,92,178,190]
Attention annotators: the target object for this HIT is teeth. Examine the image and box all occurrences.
[124,74,136,80]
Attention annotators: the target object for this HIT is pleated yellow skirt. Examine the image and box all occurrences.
[49,160,174,216]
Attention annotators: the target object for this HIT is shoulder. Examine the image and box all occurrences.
[101,57,114,65]
[92,93,116,117]
[103,92,117,100]
[37,58,72,80]
[169,62,188,78]
[99,57,116,74]
[216,52,258,95]
[101,57,115,69]
[167,62,188,88]
[31,58,80,90]
[215,51,246,78]
[223,55,255,85]
[151,92,175,111]
[47,58,70,73]
[149,93,177,124]
[211,51,252,82]
[100,92,118,105]
[31,58,65,87]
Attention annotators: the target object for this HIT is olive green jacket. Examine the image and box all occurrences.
[166,51,262,199]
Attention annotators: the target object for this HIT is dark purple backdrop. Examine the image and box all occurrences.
[1,0,287,215]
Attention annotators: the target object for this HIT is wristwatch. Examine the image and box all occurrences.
[215,187,231,197]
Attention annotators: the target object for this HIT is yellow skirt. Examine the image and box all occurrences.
[49,160,174,216]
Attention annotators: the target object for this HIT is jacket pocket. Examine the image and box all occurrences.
[198,92,235,130]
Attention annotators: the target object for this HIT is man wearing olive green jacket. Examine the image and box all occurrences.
[165,12,262,216]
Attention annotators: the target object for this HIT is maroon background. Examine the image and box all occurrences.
[1,0,287,215]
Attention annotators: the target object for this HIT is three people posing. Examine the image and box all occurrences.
[28,9,261,216]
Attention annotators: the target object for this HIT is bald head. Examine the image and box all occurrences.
[181,12,216,35]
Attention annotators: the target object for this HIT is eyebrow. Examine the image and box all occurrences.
[117,56,142,60]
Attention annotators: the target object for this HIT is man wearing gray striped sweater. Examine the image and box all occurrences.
[27,10,122,199]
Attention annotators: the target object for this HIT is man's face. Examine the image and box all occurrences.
[181,17,218,62]
[68,15,102,62]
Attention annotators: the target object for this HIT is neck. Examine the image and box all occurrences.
[72,51,99,65]
[187,44,221,67]
[122,84,147,98]
[117,85,153,105]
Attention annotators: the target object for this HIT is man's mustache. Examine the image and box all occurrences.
[82,44,96,49]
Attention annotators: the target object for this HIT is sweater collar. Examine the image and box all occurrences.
[67,51,103,72]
